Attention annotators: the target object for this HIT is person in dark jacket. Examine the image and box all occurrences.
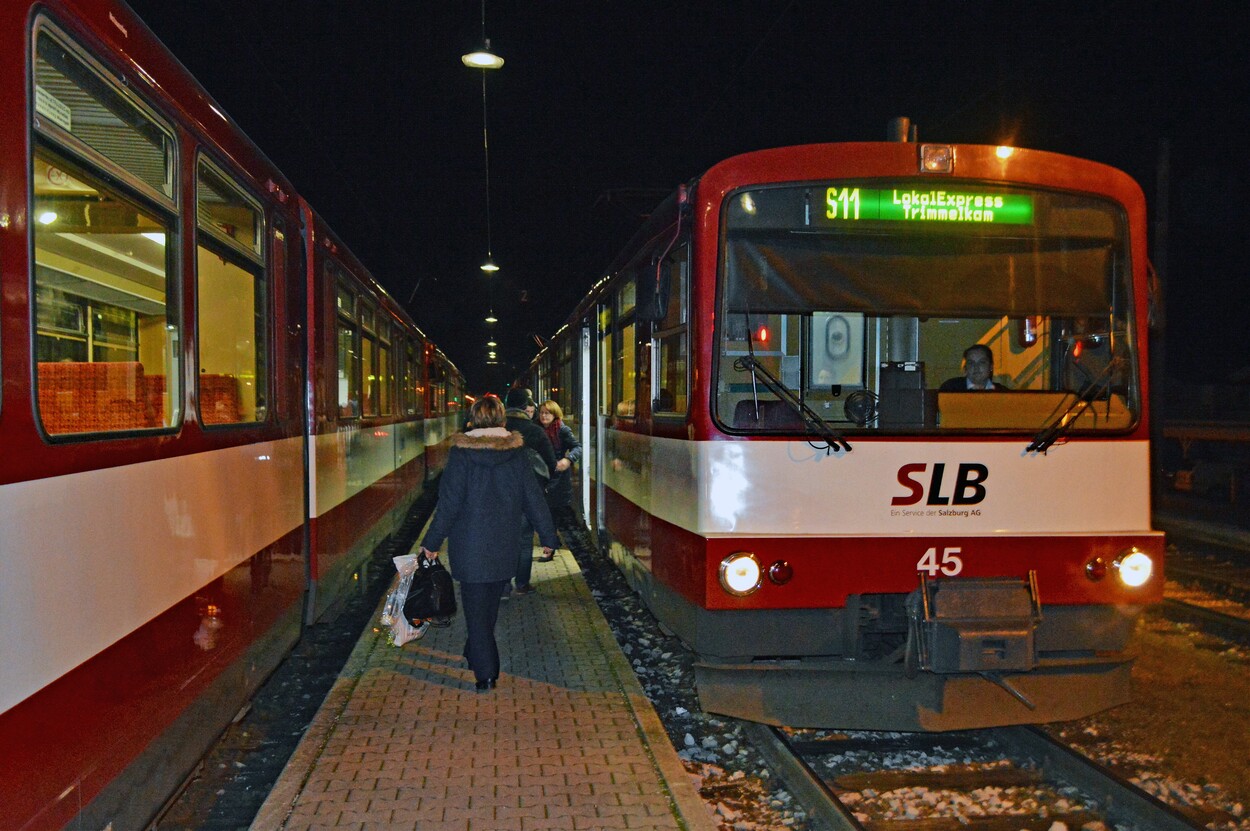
[939,344,1009,391]
[503,387,557,595]
[535,399,583,559]
[419,396,558,692]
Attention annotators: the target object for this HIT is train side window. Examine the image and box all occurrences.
[613,285,637,418]
[652,247,689,415]
[334,276,360,419]
[195,158,267,425]
[360,303,378,417]
[378,322,393,416]
[598,304,614,417]
[31,24,181,437]
[412,344,427,416]
[402,341,417,416]
[32,26,175,201]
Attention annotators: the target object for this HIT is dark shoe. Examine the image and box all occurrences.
[514,584,536,595]
[474,679,496,692]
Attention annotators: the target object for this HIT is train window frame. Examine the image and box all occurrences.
[377,320,393,416]
[597,302,614,418]
[359,302,379,417]
[651,245,690,417]
[194,154,269,427]
[29,28,184,439]
[31,19,177,209]
[612,286,638,420]
[713,181,1141,437]
[333,269,360,420]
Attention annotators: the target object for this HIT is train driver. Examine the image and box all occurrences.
[939,344,1008,391]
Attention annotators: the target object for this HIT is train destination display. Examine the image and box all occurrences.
[815,186,1035,225]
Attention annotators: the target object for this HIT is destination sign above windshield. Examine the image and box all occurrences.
[812,186,1034,225]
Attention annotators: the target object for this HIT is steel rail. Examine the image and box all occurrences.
[997,726,1207,831]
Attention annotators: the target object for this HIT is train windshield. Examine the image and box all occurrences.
[716,181,1139,434]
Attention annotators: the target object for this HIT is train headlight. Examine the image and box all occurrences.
[1112,548,1153,588]
[719,552,762,596]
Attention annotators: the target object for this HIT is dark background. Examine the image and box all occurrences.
[122,0,1250,394]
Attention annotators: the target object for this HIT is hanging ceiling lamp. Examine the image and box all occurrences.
[465,0,502,274]
[461,37,504,70]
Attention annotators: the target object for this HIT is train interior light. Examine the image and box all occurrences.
[1113,549,1153,588]
[719,552,762,596]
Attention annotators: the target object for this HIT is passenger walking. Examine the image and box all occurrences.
[536,399,583,559]
[418,396,557,692]
[503,387,557,595]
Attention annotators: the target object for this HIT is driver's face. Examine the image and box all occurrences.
[964,353,993,386]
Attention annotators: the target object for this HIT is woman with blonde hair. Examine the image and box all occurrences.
[419,395,558,691]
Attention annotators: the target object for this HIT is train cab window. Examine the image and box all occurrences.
[31,25,180,437]
[716,182,1141,435]
[195,159,267,425]
[334,276,360,419]
[652,247,689,415]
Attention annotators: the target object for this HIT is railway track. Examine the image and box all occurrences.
[1157,597,1250,645]
[740,722,1212,831]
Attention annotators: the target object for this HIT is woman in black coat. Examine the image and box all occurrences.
[535,399,583,557]
[419,396,558,691]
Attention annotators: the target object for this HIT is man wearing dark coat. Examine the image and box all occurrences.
[419,396,558,690]
[503,387,557,596]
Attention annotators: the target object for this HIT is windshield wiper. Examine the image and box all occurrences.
[1026,357,1122,453]
[734,316,851,452]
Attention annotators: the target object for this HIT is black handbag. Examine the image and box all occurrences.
[403,556,456,623]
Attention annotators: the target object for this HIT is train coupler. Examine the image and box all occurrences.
[906,571,1043,675]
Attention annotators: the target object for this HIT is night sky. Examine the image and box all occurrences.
[122,1,1250,393]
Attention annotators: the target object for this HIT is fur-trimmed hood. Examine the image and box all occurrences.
[450,428,523,465]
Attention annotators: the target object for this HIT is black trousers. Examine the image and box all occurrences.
[460,580,509,683]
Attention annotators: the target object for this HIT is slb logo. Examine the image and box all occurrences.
[891,463,988,506]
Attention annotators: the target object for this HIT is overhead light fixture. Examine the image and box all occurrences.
[486,340,497,347]
[485,309,498,324]
[461,39,504,70]
[466,1,502,276]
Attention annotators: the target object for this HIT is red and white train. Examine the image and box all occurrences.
[519,127,1164,732]
[0,2,463,827]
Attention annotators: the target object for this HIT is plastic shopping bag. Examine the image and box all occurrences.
[380,553,427,646]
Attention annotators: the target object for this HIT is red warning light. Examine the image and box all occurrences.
[756,325,769,343]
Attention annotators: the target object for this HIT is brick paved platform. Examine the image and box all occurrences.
[250,538,718,831]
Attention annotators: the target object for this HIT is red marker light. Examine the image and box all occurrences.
[756,325,769,343]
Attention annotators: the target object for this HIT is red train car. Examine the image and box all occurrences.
[520,131,1164,732]
[0,2,462,827]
